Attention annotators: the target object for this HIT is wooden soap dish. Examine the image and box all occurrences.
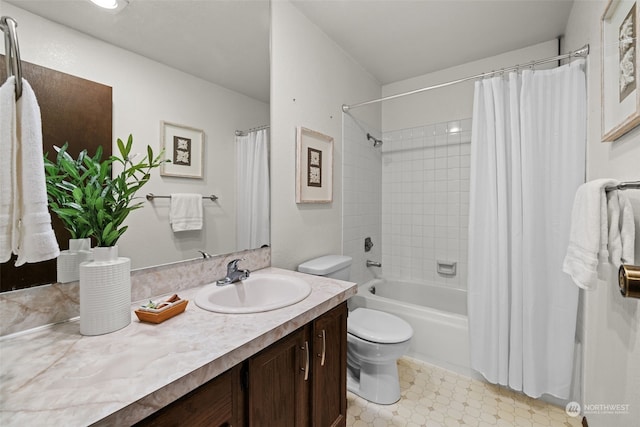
[135,299,189,324]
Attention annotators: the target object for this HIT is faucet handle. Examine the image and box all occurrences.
[227,258,245,270]
[219,258,250,285]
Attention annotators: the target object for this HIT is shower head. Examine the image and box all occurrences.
[367,133,383,148]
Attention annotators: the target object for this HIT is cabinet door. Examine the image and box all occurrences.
[135,365,240,427]
[311,302,348,427]
[247,327,310,427]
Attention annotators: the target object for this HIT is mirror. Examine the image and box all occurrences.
[0,0,270,292]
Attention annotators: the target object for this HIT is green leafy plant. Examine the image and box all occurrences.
[44,145,102,240]
[44,135,167,247]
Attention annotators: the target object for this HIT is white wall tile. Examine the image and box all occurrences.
[379,117,471,288]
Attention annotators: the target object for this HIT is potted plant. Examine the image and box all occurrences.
[45,136,166,246]
[44,145,100,283]
[44,135,166,335]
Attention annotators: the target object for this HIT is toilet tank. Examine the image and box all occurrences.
[297,255,352,281]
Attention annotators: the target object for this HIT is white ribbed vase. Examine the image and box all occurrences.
[79,246,131,336]
[57,238,93,283]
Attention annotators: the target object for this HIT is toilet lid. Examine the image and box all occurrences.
[348,308,413,344]
[297,255,352,275]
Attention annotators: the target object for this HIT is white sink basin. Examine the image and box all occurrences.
[195,273,312,314]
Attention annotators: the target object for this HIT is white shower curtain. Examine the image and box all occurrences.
[236,129,270,250]
[468,59,586,399]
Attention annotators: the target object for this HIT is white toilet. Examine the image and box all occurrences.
[298,255,414,405]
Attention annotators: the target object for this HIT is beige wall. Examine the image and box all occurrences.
[270,1,381,271]
[564,1,640,426]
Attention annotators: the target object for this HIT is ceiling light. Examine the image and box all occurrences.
[89,0,117,9]
[87,0,130,12]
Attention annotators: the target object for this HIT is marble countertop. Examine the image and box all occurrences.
[0,267,356,426]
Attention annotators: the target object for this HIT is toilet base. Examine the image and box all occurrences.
[346,360,401,405]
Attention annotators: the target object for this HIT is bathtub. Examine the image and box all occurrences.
[349,277,476,378]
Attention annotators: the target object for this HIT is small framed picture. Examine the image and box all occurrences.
[160,121,204,178]
[601,0,640,141]
[296,127,333,203]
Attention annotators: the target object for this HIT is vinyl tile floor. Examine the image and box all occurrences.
[346,357,583,427]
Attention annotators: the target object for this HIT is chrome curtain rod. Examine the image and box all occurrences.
[146,193,219,201]
[235,124,270,137]
[605,180,640,192]
[0,16,23,100]
[342,44,590,112]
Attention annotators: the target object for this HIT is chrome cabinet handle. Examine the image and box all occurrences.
[318,330,326,366]
[302,341,310,381]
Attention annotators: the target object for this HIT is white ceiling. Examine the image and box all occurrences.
[6,0,575,102]
[6,0,271,103]
[292,0,575,85]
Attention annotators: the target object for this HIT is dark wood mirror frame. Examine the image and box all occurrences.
[0,55,112,292]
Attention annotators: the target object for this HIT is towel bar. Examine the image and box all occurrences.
[1,16,23,99]
[605,180,640,192]
[146,193,218,201]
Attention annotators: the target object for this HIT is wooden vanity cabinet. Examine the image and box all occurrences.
[310,302,348,427]
[136,302,347,427]
[246,302,347,427]
[134,365,243,427]
[246,325,310,426]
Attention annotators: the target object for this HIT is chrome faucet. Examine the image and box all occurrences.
[216,258,250,286]
[366,260,382,267]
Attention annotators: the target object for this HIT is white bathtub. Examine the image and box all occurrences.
[349,278,476,377]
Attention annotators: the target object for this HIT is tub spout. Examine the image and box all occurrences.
[366,260,382,268]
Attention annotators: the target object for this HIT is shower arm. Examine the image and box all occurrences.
[367,133,382,147]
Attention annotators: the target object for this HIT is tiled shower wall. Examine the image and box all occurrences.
[381,118,472,289]
[342,114,382,285]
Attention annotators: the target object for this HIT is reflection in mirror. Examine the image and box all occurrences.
[0,1,270,292]
[0,56,114,291]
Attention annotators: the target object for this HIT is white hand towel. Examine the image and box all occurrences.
[619,192,636,264]
[14,79,60,266]
[562,178,618,289]
[170,193,203,232]
[0,77,16,262]
[608,190,636,267]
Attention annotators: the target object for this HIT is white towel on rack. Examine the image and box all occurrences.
[13,79,60,265]
[169,193,203,232]
[562,178,618,289]
[607,190,636,268]
[0,77,17,262]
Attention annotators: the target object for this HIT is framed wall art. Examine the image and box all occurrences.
[296,127,334,203]
[602,0,640,141]
[160,121,204,178]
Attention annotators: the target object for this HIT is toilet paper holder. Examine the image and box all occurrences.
[618,265,640,299]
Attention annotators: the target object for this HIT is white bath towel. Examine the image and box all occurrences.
[169,193,203,232]
[0,77,17,262]
[562,179,618,289]
[13,79,60,266]
[607,190,636,268]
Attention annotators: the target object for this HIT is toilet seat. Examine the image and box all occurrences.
[348,308,413,344]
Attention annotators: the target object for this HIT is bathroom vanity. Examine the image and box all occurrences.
[0,267,356,426]
[136,302,347,426]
